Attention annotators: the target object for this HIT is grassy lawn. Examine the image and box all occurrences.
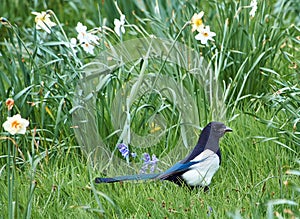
[0,0,299,218]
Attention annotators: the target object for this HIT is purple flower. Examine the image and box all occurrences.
[150,154,159,164]
[140,153,159,173]
[140,153,150,174]
[117,143,129,159]
[117,143,137,164]
[207,206,213,216]
[140,165,147,174]
[143,153,151,163]
[150,154,159,173]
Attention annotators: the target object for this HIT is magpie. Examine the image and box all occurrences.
[95,121,232,189]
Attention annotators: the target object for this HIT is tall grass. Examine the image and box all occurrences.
[0,0,299,218]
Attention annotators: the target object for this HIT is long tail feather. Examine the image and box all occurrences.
[95,173,160,183]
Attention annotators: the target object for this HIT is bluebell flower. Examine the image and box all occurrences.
[150,154,159,173]
[207,206,213,216]
[143,153,151,163]
[140,153,150,174]
[150,154,159,164]
[140,153,159,173]
[117,143,137,164]
[117,143,129,159]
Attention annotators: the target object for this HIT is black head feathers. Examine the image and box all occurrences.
[181,122,232,163]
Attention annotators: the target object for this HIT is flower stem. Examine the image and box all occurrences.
[7,116,14,219]
[6,108,16,219]
[47,10,69,42]
[25,129,38,219]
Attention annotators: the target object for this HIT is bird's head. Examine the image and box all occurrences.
[181,121,232,162]
[209,121,232,138]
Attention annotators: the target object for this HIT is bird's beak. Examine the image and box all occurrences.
[225,126,233,132]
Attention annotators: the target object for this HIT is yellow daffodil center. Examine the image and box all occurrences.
[195,19,203,27]
[35,13,47,23]
[11,120,21,129]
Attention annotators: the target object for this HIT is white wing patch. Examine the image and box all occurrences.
[181,149,220,186]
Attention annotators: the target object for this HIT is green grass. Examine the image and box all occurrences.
[0,0,299,218]
[0,114,298,218]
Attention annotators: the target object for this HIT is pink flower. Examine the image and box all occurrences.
[5,98,14,111]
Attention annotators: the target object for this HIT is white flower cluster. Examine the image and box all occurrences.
[71,22,100,55]
[31,11,100,55]
[190,12,216,45]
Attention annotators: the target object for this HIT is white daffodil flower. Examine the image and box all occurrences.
[195,25,216,45]
[76,22,88,43]
[3,114,29,135]
[191,11,205,32]
[32,11,56,34]
[81,42,95,55]
[75,22,99,55]
[249,0,258,17]
[114,14,125,36]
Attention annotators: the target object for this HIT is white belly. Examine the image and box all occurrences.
[181,149,220,186]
